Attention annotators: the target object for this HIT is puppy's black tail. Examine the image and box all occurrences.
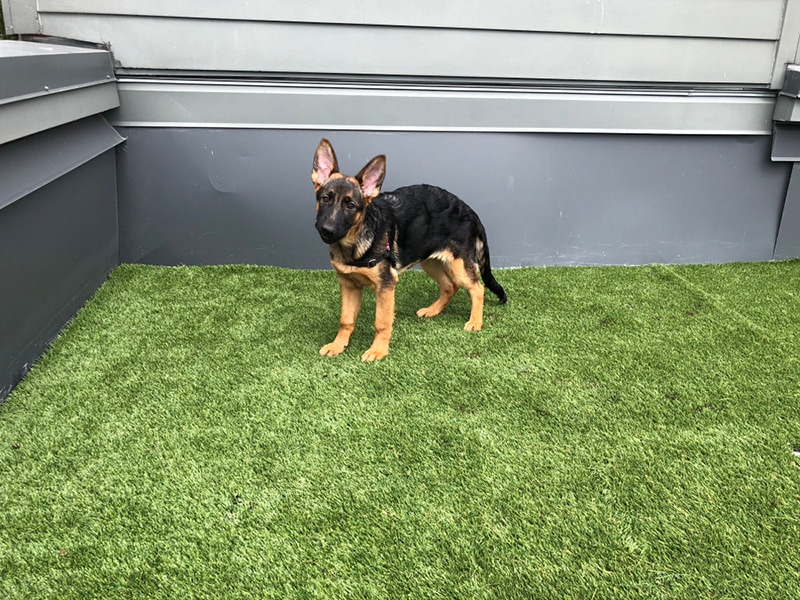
[475,224,507,304]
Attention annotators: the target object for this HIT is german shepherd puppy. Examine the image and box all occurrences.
[312,138,507,361]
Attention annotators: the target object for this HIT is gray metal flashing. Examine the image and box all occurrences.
[773,64,800,124]
[774,94,800,123]
[0,115,125,211]
[0,82,120,145]
[0,40,119,144]
[775,163,800,259]
[781,65,800,98]
[108,79,777,135]
[0,40,115,103]
[771,124,800,161]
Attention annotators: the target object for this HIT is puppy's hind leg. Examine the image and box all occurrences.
[416,258,458,318]
[449,258,484,332]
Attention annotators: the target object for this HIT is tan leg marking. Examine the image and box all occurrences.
[416,258,458,318]
[449,258,485,332]
[320,276,363,357]
[361,284,396,362]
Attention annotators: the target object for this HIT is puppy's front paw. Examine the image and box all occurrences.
[463,319,483,332]
[360,345,389,362]
[320,342,347,357]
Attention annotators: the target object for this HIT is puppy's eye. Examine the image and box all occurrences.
[320,195,332,204]
[345,199,357,210]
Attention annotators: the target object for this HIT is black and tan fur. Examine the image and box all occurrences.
[312,138,507,361]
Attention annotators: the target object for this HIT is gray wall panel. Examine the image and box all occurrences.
[0,153,119,399]
[117,128,327,268]
[116,128,790,269]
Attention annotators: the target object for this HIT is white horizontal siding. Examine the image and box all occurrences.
[36,0,785,40]
[41,14,777,86]
[773,0,800,87]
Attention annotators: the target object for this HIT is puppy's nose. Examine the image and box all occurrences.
[320,223,337,236]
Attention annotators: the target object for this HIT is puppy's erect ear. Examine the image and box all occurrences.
[355,155,386,202]
[311,139,339,191]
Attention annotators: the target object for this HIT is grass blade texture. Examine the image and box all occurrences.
[1,262,799,599]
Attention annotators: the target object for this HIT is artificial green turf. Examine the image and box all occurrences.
[1,262,799,599]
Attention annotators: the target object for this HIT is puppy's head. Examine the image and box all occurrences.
[311,139,385,245]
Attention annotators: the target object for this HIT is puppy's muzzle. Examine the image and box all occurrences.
[316,222,340,244]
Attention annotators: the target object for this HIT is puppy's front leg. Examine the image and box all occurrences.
[320,276,363,357]
[361,284,396,362]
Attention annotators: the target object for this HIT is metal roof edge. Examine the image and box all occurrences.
[0,116,125,212]
[0,40,119,144]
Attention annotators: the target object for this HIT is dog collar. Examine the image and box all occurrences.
[348,241,393,269]
[366,242,393,268]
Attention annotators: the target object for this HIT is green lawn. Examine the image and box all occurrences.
[1,262,799,599]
